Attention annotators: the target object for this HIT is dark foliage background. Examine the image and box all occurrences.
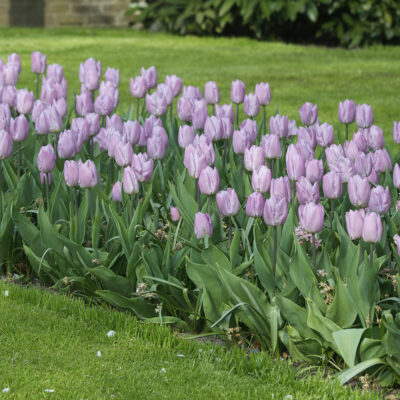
[128,0,400,47]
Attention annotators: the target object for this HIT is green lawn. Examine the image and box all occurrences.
[1,27,399,142]
[0,281,378,399]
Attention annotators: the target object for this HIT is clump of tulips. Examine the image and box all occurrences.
[1,50,400,388]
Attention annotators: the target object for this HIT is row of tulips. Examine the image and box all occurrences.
[1,51,400,387]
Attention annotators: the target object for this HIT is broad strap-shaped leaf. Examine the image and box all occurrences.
[336,358,385,385]
[332,328,365,368]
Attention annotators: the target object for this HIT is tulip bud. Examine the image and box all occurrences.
[199,166,219,195]
[298,127,317,150]
[286,144,305,181]
[394,234,400,255]
[64,160,79,187]
[348,175,370,207]
[270,176,291,202]
[373,149,392,173]
[123,120,141,145]
[157,83,174,106]
[78,159,98,188]
[244,145,265,172]
[215,104,234,123]
[356,104,373,129]
[216,188,240,217]
[76,91,94,116]
[165,75,182,97]
[177,97,193,122]
[85,113,100,136]
[251,165,272,193]
[296,177,320,204]
[183,144,207,179]
[178,125,195,148]
[255,82,271,106]
[240,119,258,143]
[269,114,288,139]
[204,81,220,105]
[131,152,154,182]
[10,115,29,142]
[261,134,282,160]
[353,131,368,153]
[191,99,208,130]
[115,142,133,167]
[344,140,359,160]
[368,185,390,214]
[345,209,365,240]
[147,135,167,160]
[326,144,344,171]
[299,102,318,126]
[354,152,372,177]
[338,99,356,124]
[393,163,400,188]
[130,76,147,98]
[305,159,323,183]
[232,130,247,155]
[2,85,17,107]
[0,130,13,160]
[112,181,122,202]
[48,63,65,83]
[299,202,325,233]
[362,212,382,243]
[243,93,260,117]
[94,94,114,116]
[141,66,157,89]
[182,85,202,100]
[37,144,56,173]
[123,166,139,194]
[246,192,264,217]
[366,125,384,150]
[31,51,46,74]
[221,118,233,139]
[58,130,76,159]
[4,64,19,86]
[335,156,355,183]
[146,92,167,117]
[322,171,342,199]
[105,67,120,88]
[393,121,400,144]
[368,169,380,185]
[16,89,34,115]
[194,212,213,239]
[170,207,181,222]
[204,116,223,141]
[263,196,288,226]
[231,80,245,104]
[288,119,298,137]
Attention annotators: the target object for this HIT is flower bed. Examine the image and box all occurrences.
[1,51,400,388]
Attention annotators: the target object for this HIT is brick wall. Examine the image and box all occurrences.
[0,0,131,27]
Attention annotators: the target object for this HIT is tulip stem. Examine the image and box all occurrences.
[223,140,228,170]
[35,73,40,99]
[345,124,349,141]
[136,99,140,121]
[273,226,278,292]
[169,103,173,127]
[45,176,50,214]
[130,195,134,220]
[0,160,2,192]
[208,196,213,216]
[73,188,78,239]
[330,199,334,221]
[263,105,266,137]
[312,233,317,272]
[369,243,374,266]
[17,142,22,178]
[89,189,94,225]
[195,179,201,211]
[270,159,274,179]
[212,104,215,116]
[228,217,232,246]
[236,103,239,129]
[359,241,364,264]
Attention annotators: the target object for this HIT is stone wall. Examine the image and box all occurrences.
[0,0,131,27]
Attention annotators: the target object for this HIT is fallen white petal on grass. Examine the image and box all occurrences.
[97,351,102,357]
[4,290,9,297]
[160,368,167,373]
[284,395,293,400]
[2,388,10,393]
[176,354,184,357]
[107,330,115,338]
[44,389,55,393]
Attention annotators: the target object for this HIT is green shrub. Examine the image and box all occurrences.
[128,0,400,47]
